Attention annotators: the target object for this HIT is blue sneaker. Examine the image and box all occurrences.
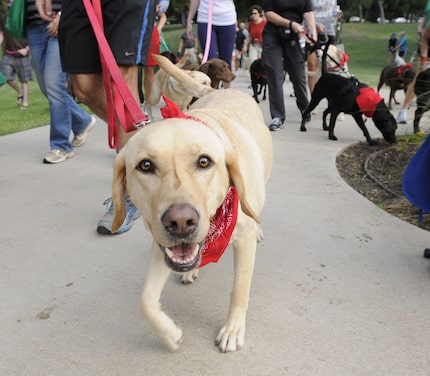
[96,196,141,234]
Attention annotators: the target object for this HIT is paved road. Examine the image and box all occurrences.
[1,70,429,375]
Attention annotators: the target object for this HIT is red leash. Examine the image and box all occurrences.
[82,0,149,149]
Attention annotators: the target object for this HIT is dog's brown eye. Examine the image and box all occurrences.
[197,155,212,169]
[137,159,155,173]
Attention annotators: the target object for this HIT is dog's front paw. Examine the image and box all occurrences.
[215,319,246,353]
[160,325,184,352]
[329,134,338,141]
[300,123,307,132]
[180,269,199,284]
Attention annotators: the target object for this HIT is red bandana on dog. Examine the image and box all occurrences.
[355,87,383,118]
[160,94,239,267]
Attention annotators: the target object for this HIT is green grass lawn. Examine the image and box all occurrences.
[0,22,420,136]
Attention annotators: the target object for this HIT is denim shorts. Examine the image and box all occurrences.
[59,0,157,73]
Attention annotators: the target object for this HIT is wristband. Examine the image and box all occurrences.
[420,56,428,62]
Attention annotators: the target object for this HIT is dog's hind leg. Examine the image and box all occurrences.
[141,242,183,351]
[322,107,331,130]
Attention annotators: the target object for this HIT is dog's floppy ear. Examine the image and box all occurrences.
[224,147,261,224]
[111,151,127,233]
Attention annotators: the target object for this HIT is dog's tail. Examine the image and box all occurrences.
[154,54,215,98]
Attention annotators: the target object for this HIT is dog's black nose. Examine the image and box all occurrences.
[162,204,199,236]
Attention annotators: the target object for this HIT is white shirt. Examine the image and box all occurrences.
[197,0,237,26]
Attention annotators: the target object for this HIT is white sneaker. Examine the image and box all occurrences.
[43,149,74,164]
[72,115,96,147]
[396,108,407,124]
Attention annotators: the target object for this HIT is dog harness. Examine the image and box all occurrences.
[355,87,384,118]
[397,63,413,78]
[161,94,239,268]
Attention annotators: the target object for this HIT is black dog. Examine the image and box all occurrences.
[377,63,416,109]
[250,59,267,103]
[413,68,430,133]
[300,42,397,145]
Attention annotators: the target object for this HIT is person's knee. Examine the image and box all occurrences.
[70,74,100,106]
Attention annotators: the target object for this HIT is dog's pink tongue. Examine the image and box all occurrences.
[170,243,196,259]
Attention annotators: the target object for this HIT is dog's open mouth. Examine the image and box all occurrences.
[162,242,202,272]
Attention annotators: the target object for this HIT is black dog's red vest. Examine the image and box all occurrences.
[160,94,239,268]
[355,87,384,118]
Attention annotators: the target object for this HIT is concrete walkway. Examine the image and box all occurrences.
[1,71,429,376]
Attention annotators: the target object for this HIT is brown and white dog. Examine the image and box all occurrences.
[111,54,273,352]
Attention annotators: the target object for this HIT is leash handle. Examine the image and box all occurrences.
[82,0,149,149]
[201,0,213,64]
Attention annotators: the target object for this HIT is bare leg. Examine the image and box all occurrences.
[21,82,29,107]
[70,65,140,150]
[307,51,318,94]
[7,80,22,99]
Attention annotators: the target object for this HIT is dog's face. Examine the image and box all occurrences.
[112,120,242,272]
[250,60,267,83]
[199,58,236,85]
[372,102,397,143]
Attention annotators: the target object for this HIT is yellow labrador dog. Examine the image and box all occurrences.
[146,60,211,117]
[111,54,273,352]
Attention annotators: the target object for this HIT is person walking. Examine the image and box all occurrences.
[44,0,158,234]
[306,0,340,94]
[186,0,237,87]
[27,0,96,164]
[262,0,316,131]
[0,12,32,109]
[247,5,266,64]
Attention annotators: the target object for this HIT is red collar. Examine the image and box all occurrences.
[160,94,239,267]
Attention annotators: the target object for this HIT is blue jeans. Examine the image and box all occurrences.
[27,24,92,153]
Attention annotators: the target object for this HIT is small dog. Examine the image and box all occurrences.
[413,68,430,133]
[111,54,273,353]
[377,63,416,109]
[249,59,267,103]
[185,58,236,89]
[301,42,397,145]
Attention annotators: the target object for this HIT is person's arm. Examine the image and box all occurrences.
[186,0,200,39]
[178,38,184,56]
[420,25,430,70]
[303,11,316,41]
[35,0,56,21]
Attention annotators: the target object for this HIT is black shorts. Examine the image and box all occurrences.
[59,0,157,73]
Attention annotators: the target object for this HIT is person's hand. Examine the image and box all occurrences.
[35,0,56,22]
[17,47,29,56]
[46,12,61,37]
[316,24,326,33]
[186,21,195,40]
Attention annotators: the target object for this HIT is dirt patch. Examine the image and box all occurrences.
[336,133,430,232]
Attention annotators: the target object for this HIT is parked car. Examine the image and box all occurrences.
[377,17,390,24]
[391,17,407,23]
[349,16,362,23]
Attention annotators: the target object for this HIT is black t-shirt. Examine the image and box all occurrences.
[235,29,247,50]
[263,0,313,34]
